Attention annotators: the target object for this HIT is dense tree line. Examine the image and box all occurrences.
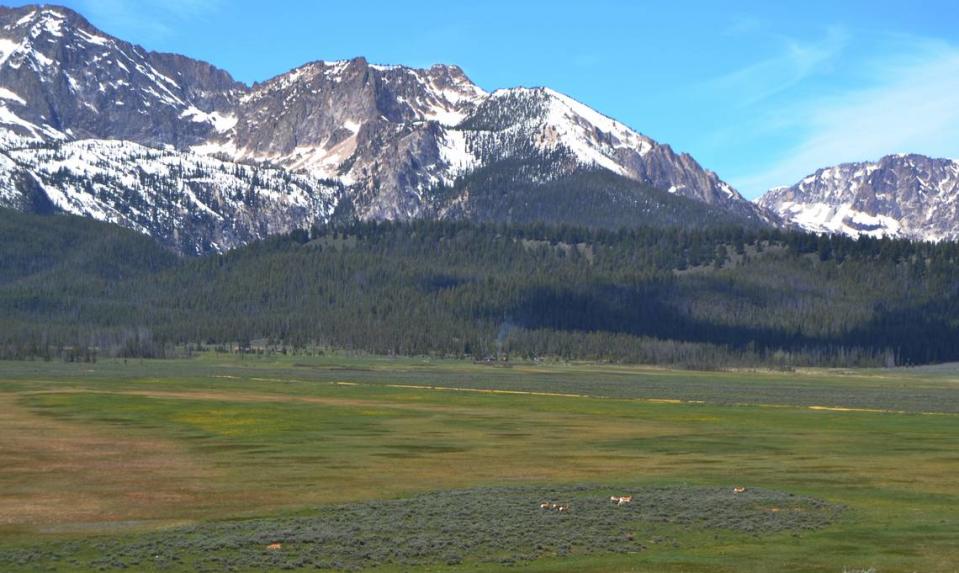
[2,208,958,368]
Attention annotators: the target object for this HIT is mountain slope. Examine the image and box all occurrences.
[428,156,764,230]
[758,154,959,241]
[0,4,769,253]
[457,87,758,218]
[0,206,176,285]
[0,140,342,254]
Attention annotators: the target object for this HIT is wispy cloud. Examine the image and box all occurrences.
[77,0,222,41]
[722,15,764,38]
[707,27,848,106]
[734,39,959,196]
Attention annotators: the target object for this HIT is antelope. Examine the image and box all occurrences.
[266,543,283,551]
[610,495,633,505]
[733,486,747,494]
[539,502,569,512]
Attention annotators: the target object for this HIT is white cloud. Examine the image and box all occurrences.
[736,40,959,197]
[707,27,848,106]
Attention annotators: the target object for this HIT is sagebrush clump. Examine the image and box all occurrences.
[0,484,842,571]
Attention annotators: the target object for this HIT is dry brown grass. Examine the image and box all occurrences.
[0,394,218,530]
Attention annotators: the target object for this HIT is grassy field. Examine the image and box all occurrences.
[0,353,957,571]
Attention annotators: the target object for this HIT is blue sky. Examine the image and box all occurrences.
[19,0,959,198]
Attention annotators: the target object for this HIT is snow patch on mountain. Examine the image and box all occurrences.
[438,128,477,174]
[180,106,237,133]
[538,87,652,176]
[0,138,342,253]
[0,86,25,104]
[0,103,66,141]
[773,201,902,238]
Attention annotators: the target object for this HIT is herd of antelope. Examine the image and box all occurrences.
[538,495,636,513]
[538,488,745,514]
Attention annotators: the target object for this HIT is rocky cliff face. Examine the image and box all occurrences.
[0,5,243,148]
[204,58,490,220]
[758,154,959,241]
[0,4,769,254]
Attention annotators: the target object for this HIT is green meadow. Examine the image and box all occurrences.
[0,353,957,572]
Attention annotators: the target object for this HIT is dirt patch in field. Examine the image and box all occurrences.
[0,393,218,530]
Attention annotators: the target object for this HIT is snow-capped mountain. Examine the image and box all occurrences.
[0,4,340,253]
[0,4,767,254]
[204,57,491,220]
[204,60,762,221]
[758,154,959,241]
[459,87,744,209]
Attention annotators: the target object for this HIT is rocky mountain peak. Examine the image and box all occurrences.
[1,4,86,36]
[0,3,243,148]
[758,153,959,241]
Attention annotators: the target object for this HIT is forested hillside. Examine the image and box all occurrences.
[429,160,767,229]
[2,208,958,368]
[0,209,177,283]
